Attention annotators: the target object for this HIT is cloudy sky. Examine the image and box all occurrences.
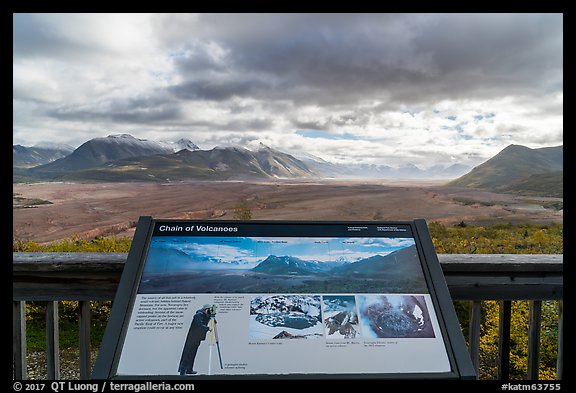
[13,13,563,167]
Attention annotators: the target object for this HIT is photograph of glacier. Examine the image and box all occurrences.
[322,296,360,339]
[138,236,428,294]
[358,295,435,338]
[249,295,323,339]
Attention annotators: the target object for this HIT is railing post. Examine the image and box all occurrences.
[556,300,563,380]
[46,301,60,379]
[468,300,481,378]
[13,300,27,380]
[527,300,542,380]
[498,300,512,380]
[79,301,91,380]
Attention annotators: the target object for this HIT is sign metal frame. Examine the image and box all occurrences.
[93,216,476,380]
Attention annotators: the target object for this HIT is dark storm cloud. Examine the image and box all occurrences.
[159,13,562,107]
[181,118,276,133]
[47,95,183,124]
[291,111,369,131]
[13,13,114,61]
[169,78,272,101]
[13,14,81,58]
[292,120,330,130]
[229,118,275,131]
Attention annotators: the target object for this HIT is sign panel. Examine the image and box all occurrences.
[93,217,475,379]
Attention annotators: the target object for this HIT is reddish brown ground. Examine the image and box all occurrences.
[13,180,562,243]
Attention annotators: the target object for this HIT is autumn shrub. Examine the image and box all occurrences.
[13,235,132,253]
[430,222,562,380]
[429,221,562,254]
[476,300,559,380]
[14,235,128,351]
[24,301,112,351]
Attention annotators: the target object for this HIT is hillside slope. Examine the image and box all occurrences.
[448,144,562,197]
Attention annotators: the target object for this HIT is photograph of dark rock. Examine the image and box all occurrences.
[358,295,435,338]
[322,295,360,339]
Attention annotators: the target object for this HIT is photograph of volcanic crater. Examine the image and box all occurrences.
[322,295,360,339]
[358,295,435,338]
[249,295,324,340]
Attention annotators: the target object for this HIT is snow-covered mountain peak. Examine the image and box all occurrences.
[107,133,138,140]
[257,142,274,151]
[32,142,75,152]
[174,138,200,151]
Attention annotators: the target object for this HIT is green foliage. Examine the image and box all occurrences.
[429,221,563,254]
[13,235,132,252]
[453,300,471,339]
[477,300,559,380]
[25,301,111,351]
[428,222,562,379]
[233,201,253,220]
[13,193,53,208]
[431,221,562,379]
[14,236,125,352]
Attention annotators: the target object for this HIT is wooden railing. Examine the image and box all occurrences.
[13,252,563,380]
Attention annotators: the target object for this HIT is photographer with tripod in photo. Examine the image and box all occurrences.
[178,304,223,376]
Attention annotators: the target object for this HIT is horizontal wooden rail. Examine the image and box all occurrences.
[13,252,563,301]
[12,252,563,380]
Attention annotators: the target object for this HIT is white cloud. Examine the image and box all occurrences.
[13,13,563,167]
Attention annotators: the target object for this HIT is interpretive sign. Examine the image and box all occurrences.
[93,217,475,379]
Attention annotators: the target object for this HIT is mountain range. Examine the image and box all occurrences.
[13,143,75,168]
[14,134,317,181]
[20,134,200,177]
[13,134,563,197]
[252,245,419,277]
[448,144,563,197]
[294,153,471,179]
[13,133,470,181]
[252,255,346,275]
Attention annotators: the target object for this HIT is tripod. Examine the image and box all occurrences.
[207,315,223,374]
